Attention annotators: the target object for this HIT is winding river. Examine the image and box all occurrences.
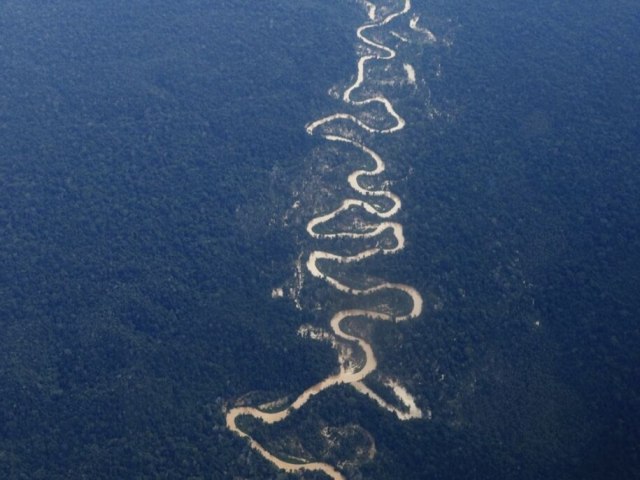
[226,1,430,477]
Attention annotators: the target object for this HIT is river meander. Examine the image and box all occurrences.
[225,1,435,477]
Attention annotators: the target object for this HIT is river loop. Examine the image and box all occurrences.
[225,1,431,477]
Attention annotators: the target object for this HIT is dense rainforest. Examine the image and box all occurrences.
[0,0,638,478]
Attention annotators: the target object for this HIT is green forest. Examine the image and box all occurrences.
[0,0,638,478]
